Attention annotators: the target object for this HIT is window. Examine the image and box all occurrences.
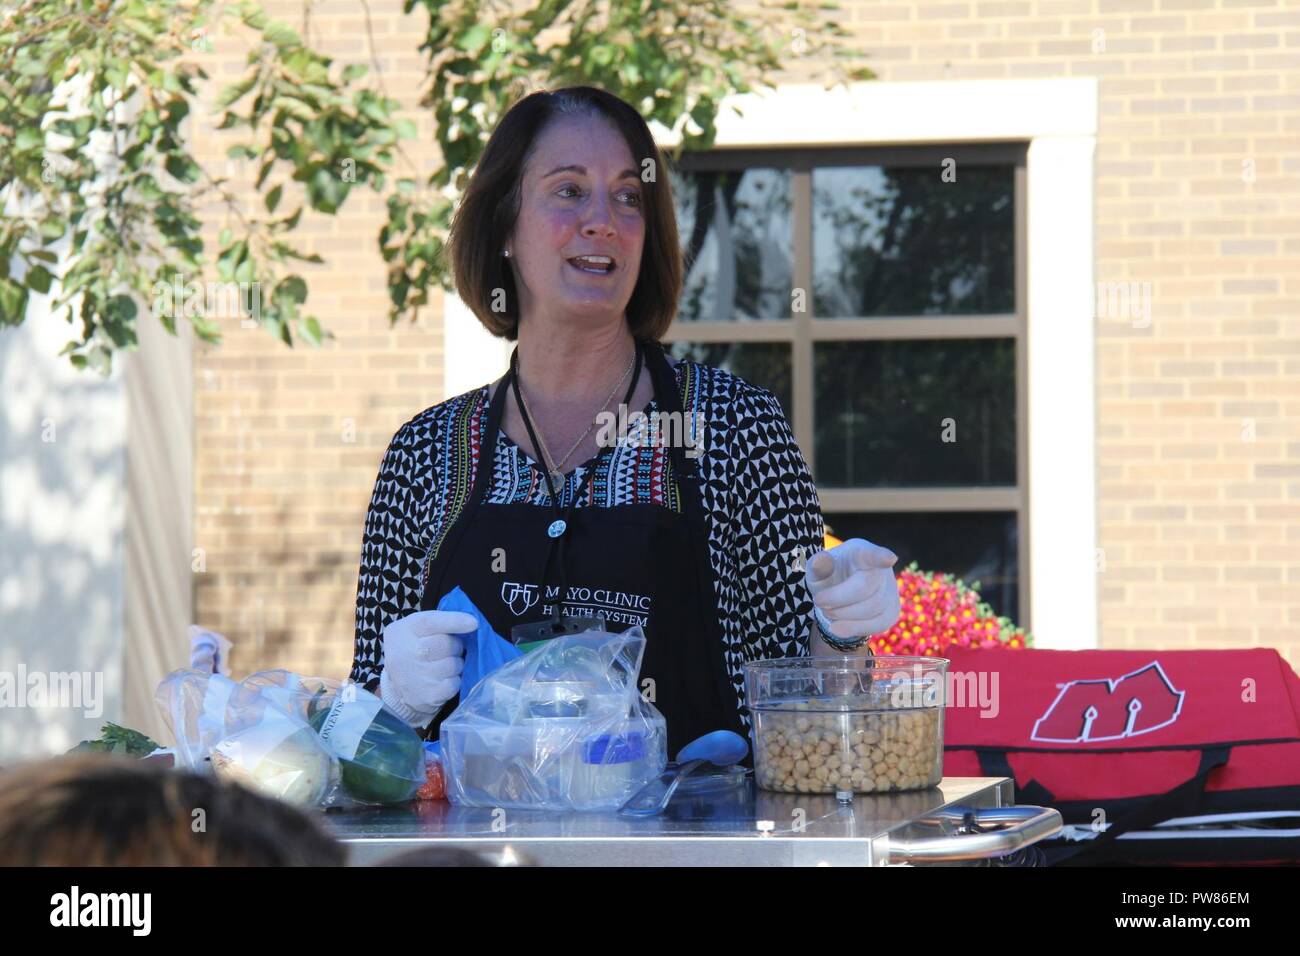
[666,144,1030,626]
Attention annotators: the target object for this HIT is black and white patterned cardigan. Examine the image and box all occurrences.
[349,356,826,731]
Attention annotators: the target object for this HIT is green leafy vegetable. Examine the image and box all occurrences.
[69,722,162,757]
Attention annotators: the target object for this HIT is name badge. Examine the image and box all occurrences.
[510,613,609,652]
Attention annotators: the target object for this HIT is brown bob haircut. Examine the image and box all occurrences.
[445,85,683,343]
[0,754,345,866]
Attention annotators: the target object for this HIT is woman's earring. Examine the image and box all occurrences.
[503,249,511,258]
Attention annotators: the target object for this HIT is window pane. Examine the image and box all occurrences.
[668,342,792,422]
[813,340,1016,488]
[812,164,1014,318]
[824,511,1020,622]
[670,166,792,321]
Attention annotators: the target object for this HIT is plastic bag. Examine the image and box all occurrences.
[239,669,427,805]
[153,668,426,808]
[439,626,668,811]
[416,742,446,801]
[154,669,339,808]
[209,706,338,808]
[435,585,524,696]
[154,669,242,770]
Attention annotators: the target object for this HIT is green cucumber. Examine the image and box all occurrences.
[308,693,424,805]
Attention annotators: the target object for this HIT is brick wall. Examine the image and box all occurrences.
[190,0,444,680]
[188,0,1300,680]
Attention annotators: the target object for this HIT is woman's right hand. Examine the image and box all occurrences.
[378,610,478,727]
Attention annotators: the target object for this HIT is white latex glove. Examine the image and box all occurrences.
[188,625,232,676]
[377,610,477,727]
[804,538,902,643]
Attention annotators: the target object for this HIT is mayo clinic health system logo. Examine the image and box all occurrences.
[498,581,652,628]
[501,581,540,617]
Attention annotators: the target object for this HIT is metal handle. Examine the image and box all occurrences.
[887,805,1062,863]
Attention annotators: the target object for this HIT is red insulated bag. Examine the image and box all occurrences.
[940,647,1300,865]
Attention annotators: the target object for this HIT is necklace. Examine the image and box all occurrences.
[516,347,638,484]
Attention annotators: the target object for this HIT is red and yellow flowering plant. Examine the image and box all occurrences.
[870,561,1032,656]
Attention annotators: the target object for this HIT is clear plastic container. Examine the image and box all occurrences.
[439,627,668,811]
[743,656,948,795]
[444,713,667,811]
[571,728,655,805]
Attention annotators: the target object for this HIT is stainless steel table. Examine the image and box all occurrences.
[323,776,1061,866]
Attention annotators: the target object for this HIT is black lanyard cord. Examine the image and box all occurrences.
[510,338,644,621]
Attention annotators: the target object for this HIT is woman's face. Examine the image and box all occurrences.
[507,114,646,332]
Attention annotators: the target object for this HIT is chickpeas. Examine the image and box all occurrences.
[753,702,942,794]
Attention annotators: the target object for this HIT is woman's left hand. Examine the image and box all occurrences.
[804,538,902,641]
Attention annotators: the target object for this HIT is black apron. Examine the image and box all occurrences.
[417,338,745,758]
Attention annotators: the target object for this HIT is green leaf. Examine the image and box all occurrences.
[17,57,50,78]
[264,21,302,49]
[216,240,244,281]
[306,165,347,213]
[25,265,53,295]
[164,154,200,184]
[270,95,315,123]
[105,64,130,90]
[265,183,283,213]
[357,96,390,124]
[189,312,221,341]
[106,294,137,322]
[276,206,304,231]
[15,127,43,152]
[341,63,368,83]
[216,70,259,109]
[102,294,139,347]
[298,314,322,345]
[163,99,190,126]
[275,275,307,305]
[0,278,29,323]
[456,24,490,52]
[86,345,111,376]
[241,4,269,30]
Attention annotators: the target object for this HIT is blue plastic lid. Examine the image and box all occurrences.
[581,731,646,764]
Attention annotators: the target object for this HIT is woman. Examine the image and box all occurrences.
[350,86,901,756]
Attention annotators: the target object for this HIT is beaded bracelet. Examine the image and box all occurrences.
[813,605,872,653]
